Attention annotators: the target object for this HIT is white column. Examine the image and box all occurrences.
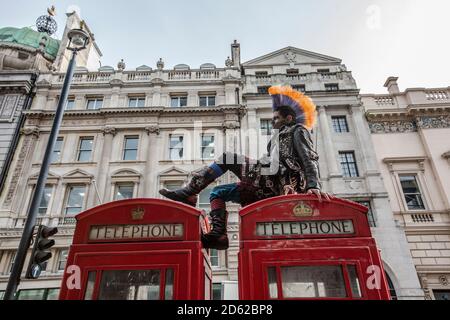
[318,105,340,176]
[350,104,378,174]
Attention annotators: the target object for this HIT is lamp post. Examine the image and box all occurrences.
[3,28,90,300]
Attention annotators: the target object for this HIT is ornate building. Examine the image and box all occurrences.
[362,77,450,300]
[0,14,427,300]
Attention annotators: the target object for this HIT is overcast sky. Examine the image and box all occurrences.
[1,0,449,93]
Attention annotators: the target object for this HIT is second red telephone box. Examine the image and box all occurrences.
[238,195,390,300]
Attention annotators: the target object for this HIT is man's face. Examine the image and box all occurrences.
[272,111,292,130]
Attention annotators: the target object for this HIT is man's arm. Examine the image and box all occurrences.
[293,126,321,191]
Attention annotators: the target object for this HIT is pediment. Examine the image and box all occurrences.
[112,169,141,177]
[159,166,189,176]
[63,169,93,179]
[243,46,341,67]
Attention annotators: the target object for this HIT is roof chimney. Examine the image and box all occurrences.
[384,77,400,94]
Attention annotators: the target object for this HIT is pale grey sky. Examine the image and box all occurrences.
[1,0,449,93]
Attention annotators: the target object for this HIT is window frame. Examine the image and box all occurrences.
[114,183,135,201]
[64,185,87,216]
[260,119,273,136]
[398,174,427,211]
[77,137,94,162]
[52,137,64,163]
[122,136,139,161]
[65,98,75,110]
[200,134,215,160]
[339,151,359,178]
[128,97,146,108]
[332,116,350,133]
[199,95,216,107]
[169,135,184,160]
[86,98,104,110]
[170,95,188,108]
[325,83,339,92]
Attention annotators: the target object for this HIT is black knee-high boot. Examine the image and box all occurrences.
[159,167,217,207]
[202,208,229,250]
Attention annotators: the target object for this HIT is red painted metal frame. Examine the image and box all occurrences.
[238,195,391,300]
[59,199,211,300]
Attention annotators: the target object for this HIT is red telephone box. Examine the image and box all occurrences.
[238,195,390,300]
[59,199,212,300]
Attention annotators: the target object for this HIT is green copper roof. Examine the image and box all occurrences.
[0,27,60,59]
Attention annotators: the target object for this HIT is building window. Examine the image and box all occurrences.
[257,86,270,94]
[114,183,134,201]
[65,99,75,110]
[198,187,213,209]
[57,250,68,272]
[169,135,184,160]
[77,137,94,162]
[339,151,359,177]
[128,97,145,108]
[163,182,183,192]
[292,85,306,93]
[123,136,139,161]
[212,283,223,300]
[356,201,376,227]
[399,175,426,210]
[65,185,86,216]
[199,95,216,107]
[201,134,215,159]
[38,185,53,216]
[434,290,450,300]
[318,68,331,73]
[287,69,299,75]
[260,119,273,135]
[52,137,64,163]
[325,84,339,92]
[255,71,269,77]
[170,96,187,108]
[9,251,16,273]
[210,249,219,268]
[332,116,349,133]
[86,98,103,110]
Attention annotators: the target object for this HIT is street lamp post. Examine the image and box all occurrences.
[3,28,90,300]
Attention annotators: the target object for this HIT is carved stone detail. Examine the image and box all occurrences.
[145,125,160,135]
[102,126,117,136]
[222,121,240,131]
[20,127,40,137]
[416,115,450,129]
[369,121,417,134]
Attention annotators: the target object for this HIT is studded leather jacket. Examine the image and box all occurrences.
[244,123,321,198]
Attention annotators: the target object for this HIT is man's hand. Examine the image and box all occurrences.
[306,189,333,203]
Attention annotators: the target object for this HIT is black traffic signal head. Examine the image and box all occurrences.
[26,225,58,279]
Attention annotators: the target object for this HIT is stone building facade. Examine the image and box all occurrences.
[362,78,450,300]
[0,15,428,300]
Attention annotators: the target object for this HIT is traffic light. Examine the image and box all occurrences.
[26,225,58,279]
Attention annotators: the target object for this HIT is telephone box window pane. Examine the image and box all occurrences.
[84,271,97,300]
[281,266,347,298]
[164,269,174,300]
[17,289,46,300]
[46,289,60,300]
[347,265,362,298]
[268,267,278,299]
[98,270,161,300]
